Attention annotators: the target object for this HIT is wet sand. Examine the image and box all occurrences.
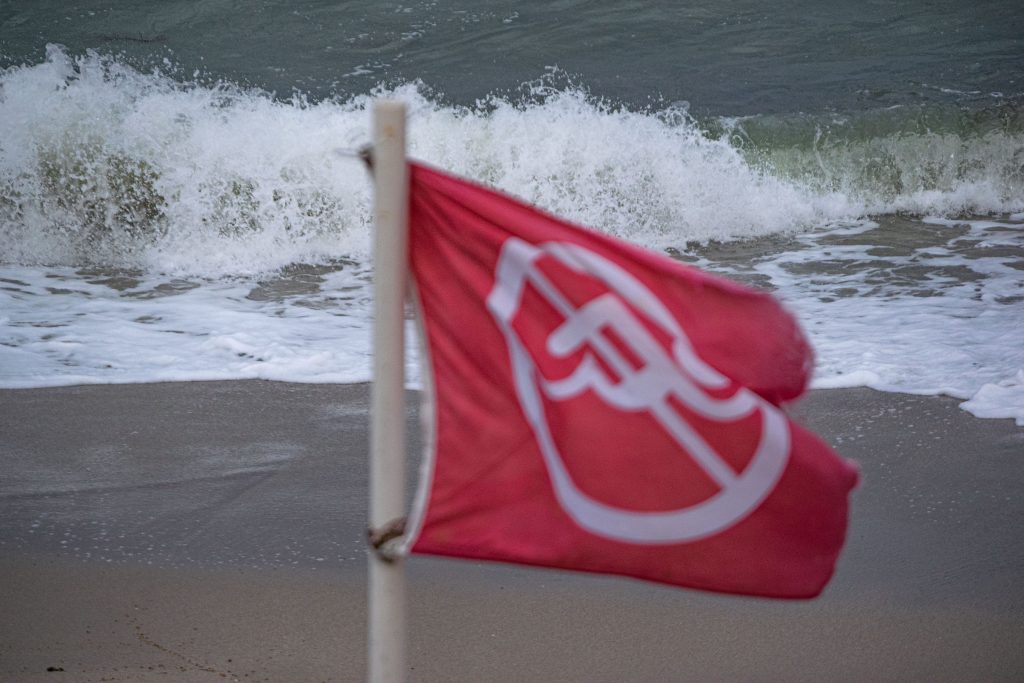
[1,381,1022,681]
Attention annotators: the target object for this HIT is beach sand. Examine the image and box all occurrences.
[1,381,1022,681]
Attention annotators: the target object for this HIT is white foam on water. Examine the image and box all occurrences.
[961,371,1024,426]
[402,92,860,247]
[3,47,1022,277]
[3,217,1021,425]
[2,48,1023,425]
[0,266,381,387]
[749,217,1024,423]
[0,46,376,275]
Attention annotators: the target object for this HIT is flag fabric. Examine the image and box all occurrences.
[403,162,859,598]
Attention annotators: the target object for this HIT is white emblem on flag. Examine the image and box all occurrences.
[487,238,790,544]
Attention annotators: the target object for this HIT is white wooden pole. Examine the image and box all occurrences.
[368,99,408,683]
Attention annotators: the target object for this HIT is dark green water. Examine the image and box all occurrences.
[3,0,1022,115]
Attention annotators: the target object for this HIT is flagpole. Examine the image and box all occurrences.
[368,99,408,683]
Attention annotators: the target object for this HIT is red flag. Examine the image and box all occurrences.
[404,162,858,598]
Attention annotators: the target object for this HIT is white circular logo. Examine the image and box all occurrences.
[487,238,790,544]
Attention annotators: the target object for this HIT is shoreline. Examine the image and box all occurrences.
[2,381,1023,681]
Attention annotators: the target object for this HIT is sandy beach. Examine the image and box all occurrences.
[1,381,1022,681]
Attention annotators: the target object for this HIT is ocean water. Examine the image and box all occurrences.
[1,1,1022,424]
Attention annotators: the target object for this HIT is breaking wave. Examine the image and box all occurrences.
[1,46,1022,276]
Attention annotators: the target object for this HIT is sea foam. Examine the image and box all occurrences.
[2,48,1023,426]
[3,47,1022,277]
